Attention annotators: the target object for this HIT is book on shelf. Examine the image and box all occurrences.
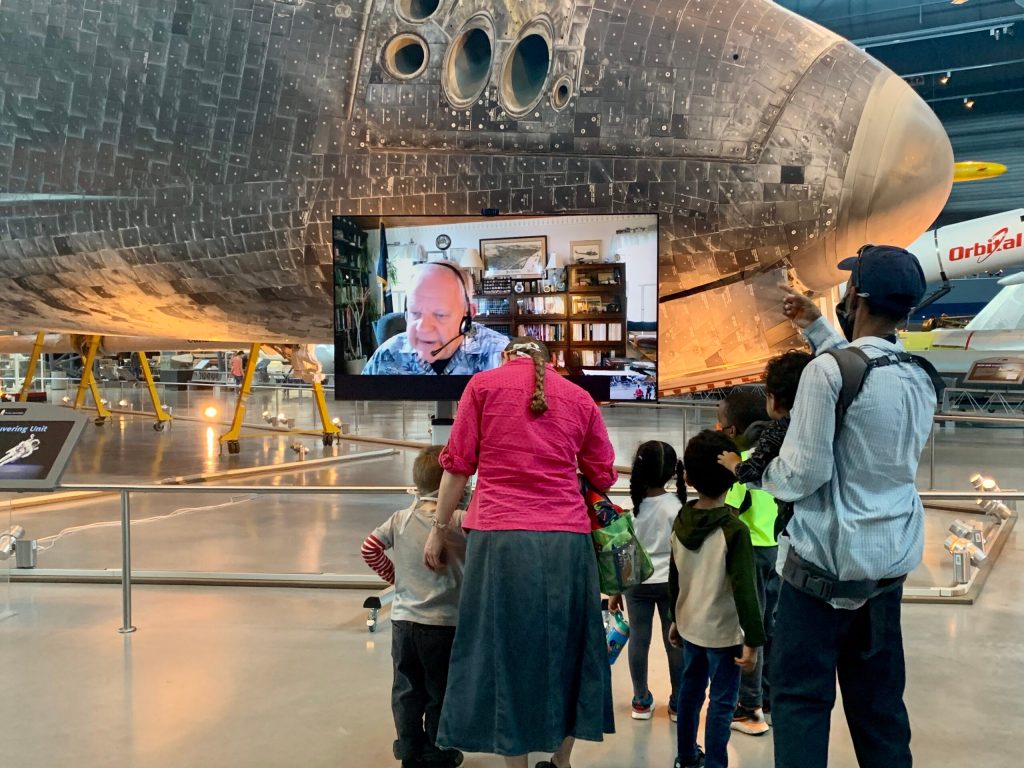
[516,296,566,315]
[571,323,623,342]
[516,323,565,342]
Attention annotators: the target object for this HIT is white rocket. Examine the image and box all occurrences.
[902,209,1024,374]
[907,209,1024,284]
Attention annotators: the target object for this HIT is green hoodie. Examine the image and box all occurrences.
[668,502,765,648]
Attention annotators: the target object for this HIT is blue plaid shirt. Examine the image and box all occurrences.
[361,324,510,375]
[758,318,936,597]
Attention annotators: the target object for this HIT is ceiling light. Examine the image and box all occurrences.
[963,97,975,109]
[938,71,951,85]
[950,0,969,5]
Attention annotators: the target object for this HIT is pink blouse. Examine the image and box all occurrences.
[439,358,617,533]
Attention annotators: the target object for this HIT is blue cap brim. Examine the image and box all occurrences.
[837,256,858,271]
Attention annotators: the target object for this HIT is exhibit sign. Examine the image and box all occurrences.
[0,404,88,491]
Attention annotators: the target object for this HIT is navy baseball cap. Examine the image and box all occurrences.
[837,245,927,313]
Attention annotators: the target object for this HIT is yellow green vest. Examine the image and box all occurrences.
[725,450,779,548]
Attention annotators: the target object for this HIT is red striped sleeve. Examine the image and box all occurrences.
[360,534,395,584]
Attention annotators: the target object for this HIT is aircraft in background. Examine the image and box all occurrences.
[0,0,952,394]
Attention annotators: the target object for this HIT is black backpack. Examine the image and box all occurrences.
[826,347,946,435]
[773,347,945,538]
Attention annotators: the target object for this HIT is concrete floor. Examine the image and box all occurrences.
[1,397,1023,767]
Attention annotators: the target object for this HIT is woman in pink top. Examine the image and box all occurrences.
[424,337,617,768]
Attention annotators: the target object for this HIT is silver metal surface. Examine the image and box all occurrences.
[0,0,952,395]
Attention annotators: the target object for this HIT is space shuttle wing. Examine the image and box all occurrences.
[658,269,804,395]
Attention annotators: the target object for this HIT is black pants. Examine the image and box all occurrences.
[771,581,912,768]
[392,620,459,765]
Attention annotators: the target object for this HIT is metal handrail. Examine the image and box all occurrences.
[42,481,1020,633]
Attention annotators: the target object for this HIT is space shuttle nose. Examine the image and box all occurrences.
[825,70,953,286]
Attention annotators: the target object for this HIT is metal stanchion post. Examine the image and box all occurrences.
[682,408,688,447]
[118,490,137,634]
[929,422,936,491]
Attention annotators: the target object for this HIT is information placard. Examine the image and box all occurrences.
[964,357,1024,386]
[0,404,88,490]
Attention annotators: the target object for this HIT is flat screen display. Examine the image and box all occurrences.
[0,404,88,490]
[333,213,659,401]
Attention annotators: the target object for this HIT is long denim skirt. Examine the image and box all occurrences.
[437,529,614,756]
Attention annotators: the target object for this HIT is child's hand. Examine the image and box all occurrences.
[607,594,624,613]
[668,622,682,648]
[735,645,757,672]
[717,451,741,474]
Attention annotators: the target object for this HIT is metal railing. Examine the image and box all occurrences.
[7,482,1010,633]
[56,483,413,633]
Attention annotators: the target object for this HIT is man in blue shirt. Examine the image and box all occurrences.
[362,261,509,375]
[757,246,935,768]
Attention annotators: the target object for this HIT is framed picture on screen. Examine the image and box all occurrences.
[479,236,547,277]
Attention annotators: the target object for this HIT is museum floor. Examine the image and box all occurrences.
[1,393,1021,768]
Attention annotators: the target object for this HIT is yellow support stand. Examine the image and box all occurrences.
[313,380,342,446]
[219,343,261,454]
[17,332,46,402]
[73,335,111,425]
[137,352,172,431]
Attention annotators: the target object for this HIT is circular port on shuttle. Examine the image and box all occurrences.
[382,34,429,81]
[444,22,493,108]
[551,76,572,110]
[397,0,440,23]
[501,31,551,117]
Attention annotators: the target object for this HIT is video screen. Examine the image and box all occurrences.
[333,213,659,401]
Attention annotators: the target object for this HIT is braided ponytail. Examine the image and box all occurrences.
[530,351,548,414]
[504,336,550,415]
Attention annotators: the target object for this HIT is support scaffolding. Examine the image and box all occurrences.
[17,332,46,402]
[137,352,171,431]
[72,335,111,425]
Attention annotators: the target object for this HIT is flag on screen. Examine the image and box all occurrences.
[376,222,393,314]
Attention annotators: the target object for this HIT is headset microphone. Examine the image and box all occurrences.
[431,333,466,357]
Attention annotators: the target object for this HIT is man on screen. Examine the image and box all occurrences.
[362,261,510,375]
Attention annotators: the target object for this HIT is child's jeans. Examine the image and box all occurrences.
[738,545,780,710]
[392,620,459,765]
[676,640,742,768]
[623,582,682,703]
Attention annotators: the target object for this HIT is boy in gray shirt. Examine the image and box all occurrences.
[360,446,467,768]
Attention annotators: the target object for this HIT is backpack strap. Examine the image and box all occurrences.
[908,354,947,405]
[826,347,946,437]
[826,347,871,436]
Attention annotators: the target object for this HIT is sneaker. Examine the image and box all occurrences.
[668,701,677,722]
[731,705,770,736]
[673,747,705,767]
[631,692,656,720]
